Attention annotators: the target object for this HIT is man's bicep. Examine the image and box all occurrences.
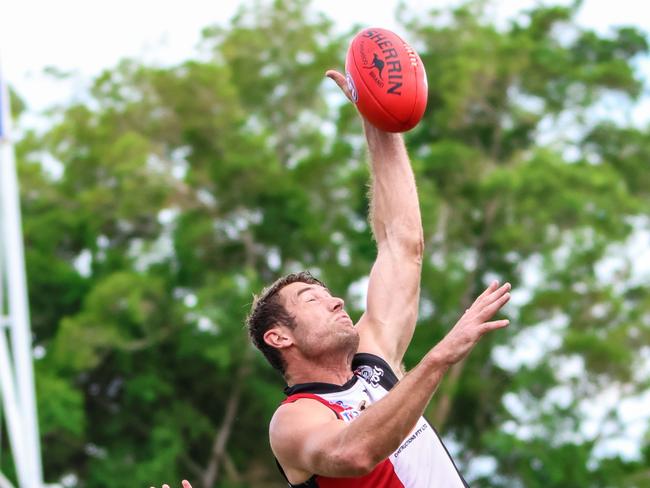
[270,400,357,483]
[357,245,422,368]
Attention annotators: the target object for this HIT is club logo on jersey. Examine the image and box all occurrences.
[355,365,384,388]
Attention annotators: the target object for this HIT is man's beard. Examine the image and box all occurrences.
[302,327,360,362]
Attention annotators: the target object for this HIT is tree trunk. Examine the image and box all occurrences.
[428,200,499,429]
[429,288,477,429]
[201,347,253,488]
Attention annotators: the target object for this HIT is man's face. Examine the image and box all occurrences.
[278,282,359,359]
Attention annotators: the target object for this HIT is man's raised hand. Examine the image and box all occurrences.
[325,70,355,103]
[434,281,511,366]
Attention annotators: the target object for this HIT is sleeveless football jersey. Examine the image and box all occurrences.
[277,353,469,487]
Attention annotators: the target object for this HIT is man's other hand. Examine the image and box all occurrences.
[434,281,511,366]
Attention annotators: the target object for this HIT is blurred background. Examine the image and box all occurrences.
[2,0,650,486]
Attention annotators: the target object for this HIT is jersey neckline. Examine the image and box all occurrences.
[283,352,395,396]
[284,374,358,396]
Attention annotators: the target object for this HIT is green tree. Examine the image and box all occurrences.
[399,2,650,486]
[9,1,650,487]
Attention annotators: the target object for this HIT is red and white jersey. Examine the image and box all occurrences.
[277,353,469,487]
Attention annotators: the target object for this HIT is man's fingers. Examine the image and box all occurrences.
[479,292,511,320]
[325,69,354,102]
[476,281,510,308]
[325,69,345,86]
[475,280,499,303]
[182,481,192,488]
[486,282,511,303]
[471,281,510,311]
[481,319,510,332]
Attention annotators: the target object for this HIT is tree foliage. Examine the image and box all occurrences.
[8,1,650,486]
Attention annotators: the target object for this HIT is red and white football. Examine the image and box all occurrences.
[345,27,428,133]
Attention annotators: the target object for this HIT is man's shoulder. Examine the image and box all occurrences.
[269,394,343,465]
[271,394,341,431]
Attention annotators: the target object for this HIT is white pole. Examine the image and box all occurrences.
[0,471,16,488]
[0,324,26,488]
[0,59,43,488]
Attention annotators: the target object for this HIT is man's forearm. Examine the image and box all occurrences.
[331,279,511,472]
[335,348,450,469]
[363,121,423,250]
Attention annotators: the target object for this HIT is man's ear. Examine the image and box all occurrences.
[263,325,294,350]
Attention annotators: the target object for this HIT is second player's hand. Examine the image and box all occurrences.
[152,480,192,488]
[433,281,511,366]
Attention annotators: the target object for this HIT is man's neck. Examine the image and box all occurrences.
[285,354,355,387]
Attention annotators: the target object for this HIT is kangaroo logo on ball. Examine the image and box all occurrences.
[364,53,385,80]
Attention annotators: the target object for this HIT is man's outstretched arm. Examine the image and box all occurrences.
[326,71,423,373]
[272,281,511,484]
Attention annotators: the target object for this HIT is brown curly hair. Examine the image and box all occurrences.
[246,271,326,376]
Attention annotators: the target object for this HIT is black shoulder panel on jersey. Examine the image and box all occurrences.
[352,353,400,390]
